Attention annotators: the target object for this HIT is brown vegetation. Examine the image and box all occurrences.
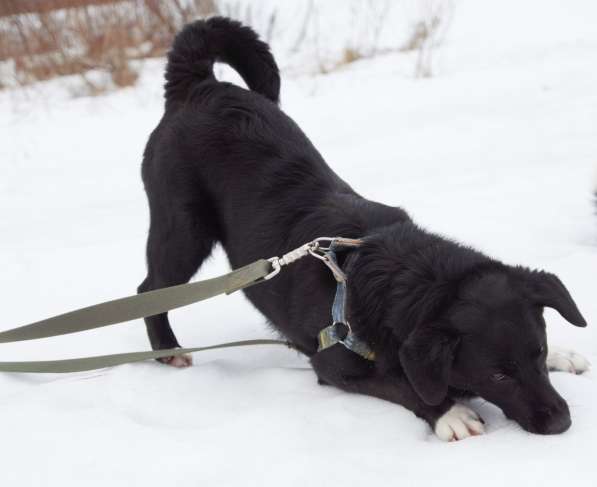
[0,0,454,94]
[0,0,217,93]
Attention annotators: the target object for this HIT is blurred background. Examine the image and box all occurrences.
[0,0,452,94]
[1,1,596,486]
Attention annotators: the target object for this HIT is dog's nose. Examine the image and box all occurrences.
[532,401,571,434]
[540,411,571,434]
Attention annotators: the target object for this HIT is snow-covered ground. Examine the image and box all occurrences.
[1,0,597,485]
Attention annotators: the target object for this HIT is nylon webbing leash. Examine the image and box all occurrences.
[0,340,294,374]
[0,237,364,374]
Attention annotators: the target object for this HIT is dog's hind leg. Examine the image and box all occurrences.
[138,201,218,367]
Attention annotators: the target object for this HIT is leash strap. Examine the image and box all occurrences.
[0,260,271,345]
[0,259,285,373]
[0,340,294,373]
[0,237,369,374]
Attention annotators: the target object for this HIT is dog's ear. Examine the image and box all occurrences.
[399,323,459,406]
[530,272,586,327]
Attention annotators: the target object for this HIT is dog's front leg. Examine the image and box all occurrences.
[547,346,591,374]
[311,347,484,441]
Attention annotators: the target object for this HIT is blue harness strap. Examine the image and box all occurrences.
[317,249,375,361]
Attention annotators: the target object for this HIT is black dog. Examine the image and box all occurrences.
[138,17,589,441]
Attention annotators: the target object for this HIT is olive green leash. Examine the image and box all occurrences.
[0,259,293,373]
[0,340,294,373]
[0,237,367,374]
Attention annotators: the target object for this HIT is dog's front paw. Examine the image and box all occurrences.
[434,404,485,442]
[547,347,590,374]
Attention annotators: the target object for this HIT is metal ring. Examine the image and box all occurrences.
[310,237,337,252]
[332,321,352,338]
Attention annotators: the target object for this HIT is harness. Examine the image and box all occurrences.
[0,237,374,373]
[315,243,375,361]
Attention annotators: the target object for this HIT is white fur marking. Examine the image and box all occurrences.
[547,346,590,374]
[434,404,485,442]
[159,354,193,368]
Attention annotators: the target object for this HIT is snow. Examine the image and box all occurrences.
[1,0,597,485]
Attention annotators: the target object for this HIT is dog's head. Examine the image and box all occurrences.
[399,268,586,434]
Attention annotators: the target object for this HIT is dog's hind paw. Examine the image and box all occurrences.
[158,354,193,368]
[547,347,590,375]
[434,404,485,442]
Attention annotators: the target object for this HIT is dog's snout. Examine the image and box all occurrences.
[530,400,571,435]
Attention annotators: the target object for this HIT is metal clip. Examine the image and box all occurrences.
[307,246,347,282]
[263,236,360,282]
[264,242,313,280]
[264,257,282,280]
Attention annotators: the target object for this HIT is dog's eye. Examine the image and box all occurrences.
[491,373,509,383]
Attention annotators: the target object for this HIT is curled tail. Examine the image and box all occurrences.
[164,16,280,107]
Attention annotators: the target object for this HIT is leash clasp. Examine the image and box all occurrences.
[264,242,315,280]
[264,237,362,281]
[264,257,283,280]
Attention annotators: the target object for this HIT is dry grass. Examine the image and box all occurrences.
[0,0,217,93]
[319,47,365,74]
[401,0,454,78]
[0,0,455,94]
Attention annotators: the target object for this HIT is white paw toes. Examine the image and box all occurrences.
[158,354,193,368]
[547,347,590,375]
[434,404,485,442]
